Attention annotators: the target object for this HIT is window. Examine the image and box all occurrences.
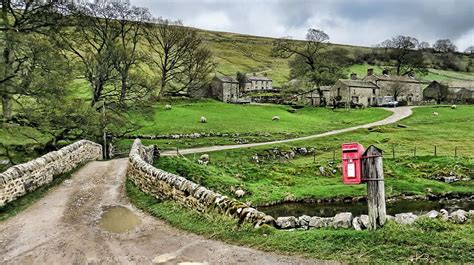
[352,96,359,103]
[337,87,341,96]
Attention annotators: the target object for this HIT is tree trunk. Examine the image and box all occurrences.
[2,94,11,120]
[119,73,128,104]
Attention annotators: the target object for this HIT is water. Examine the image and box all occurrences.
[259,200,474,218]
[99,206,142,233]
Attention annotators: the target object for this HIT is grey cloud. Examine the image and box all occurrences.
[131,0,474,50]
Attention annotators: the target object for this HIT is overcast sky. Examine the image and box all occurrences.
[131,0,474,50]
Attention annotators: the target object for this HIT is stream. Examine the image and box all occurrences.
[259,199,474,218]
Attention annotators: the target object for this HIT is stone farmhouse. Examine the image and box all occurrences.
[329,69,424,107]
[423,80,474,104]
[209,74,274,103]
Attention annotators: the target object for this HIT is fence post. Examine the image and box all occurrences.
[176,147,179,156]
[362,145,386,230]
[455,147,457,157]
[434,146,437,156]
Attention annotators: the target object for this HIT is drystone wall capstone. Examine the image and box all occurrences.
[0,140,102,206]
[127,138,275,227]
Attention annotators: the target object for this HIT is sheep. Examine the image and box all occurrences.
[235,189,246,198]
[200,116,207,123]
[451,105,457,109]
[165,104,172,110]
[272,116,280,121]
[432,112,439,116]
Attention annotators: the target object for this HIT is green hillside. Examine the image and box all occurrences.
[197,29,474,87]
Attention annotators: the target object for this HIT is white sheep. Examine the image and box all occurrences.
[451,105,457,109]
[272,116,280,121]
[432,112,439,116]
[200,116,207,123]
[165,104,172,110]
[235,189,246,198]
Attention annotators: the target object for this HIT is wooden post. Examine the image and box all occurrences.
[434,146,437,156]
[176,147,179,156]
[362,145,386,230]
[455,147,457,157]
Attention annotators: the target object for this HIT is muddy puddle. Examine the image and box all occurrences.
[99,206,142,233]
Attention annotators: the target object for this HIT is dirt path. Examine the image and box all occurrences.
[0,159,331,264]
[161,107,414,156]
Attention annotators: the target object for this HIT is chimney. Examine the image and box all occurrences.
[382,69,390,76]
[367,68,374,76]
[350,73,357,80]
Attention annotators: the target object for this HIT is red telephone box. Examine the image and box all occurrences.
[342,142,365,184]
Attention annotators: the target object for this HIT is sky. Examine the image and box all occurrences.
[131,0,474,51]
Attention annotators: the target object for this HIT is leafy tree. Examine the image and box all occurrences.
[272,29,347,106]
[378,35,427,76]
[433,39,457,53]
[0,0,66,120]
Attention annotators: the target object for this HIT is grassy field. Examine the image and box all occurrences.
[127,179,474,263]
[127,100,390,135]
[155,105,474,205]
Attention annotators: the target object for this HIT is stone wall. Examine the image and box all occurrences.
[127,139,275,227]
[0,140,102,206]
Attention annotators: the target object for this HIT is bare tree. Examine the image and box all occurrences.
[418,41,430,50]
[433,39,457,53]
[111,3,150,104]
[388,81,407,102]
[272,29,346,106]
[378,35,426,76]
[145,19,209,98]
[464,46,474,54]
[178,47,215,95]
[62,2,122,107]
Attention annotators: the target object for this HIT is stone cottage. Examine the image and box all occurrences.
[242,75,274,92]
[210,76,239,103]
[423,81,474,103]
[362,69,423,104]
[330,76,380,107]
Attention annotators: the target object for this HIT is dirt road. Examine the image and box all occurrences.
[161,107,413,156]
[0,159,330,264]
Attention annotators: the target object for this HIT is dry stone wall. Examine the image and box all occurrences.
[0,140,102,206]
[127,139,275,227]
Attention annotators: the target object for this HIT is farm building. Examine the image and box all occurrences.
[329,78,380,107]
[242,74,274,92]
[329,69,424,107]
[362,69,424,104]
[209,74,274,103]
[423,81,474,103]
[210,76,240,103]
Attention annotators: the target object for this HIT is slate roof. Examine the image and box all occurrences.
[214,75,238,83]
[364,74,420,83]
[246,75,272,81]
[338,79,379,89]
[445,81,474,90]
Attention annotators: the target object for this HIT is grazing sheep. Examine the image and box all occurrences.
[200,116,207,123]
[432,112,439,116]
[451,105,457,109]
[235,189,246,198]
[165,104,172,110]
[272,116,280,121]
